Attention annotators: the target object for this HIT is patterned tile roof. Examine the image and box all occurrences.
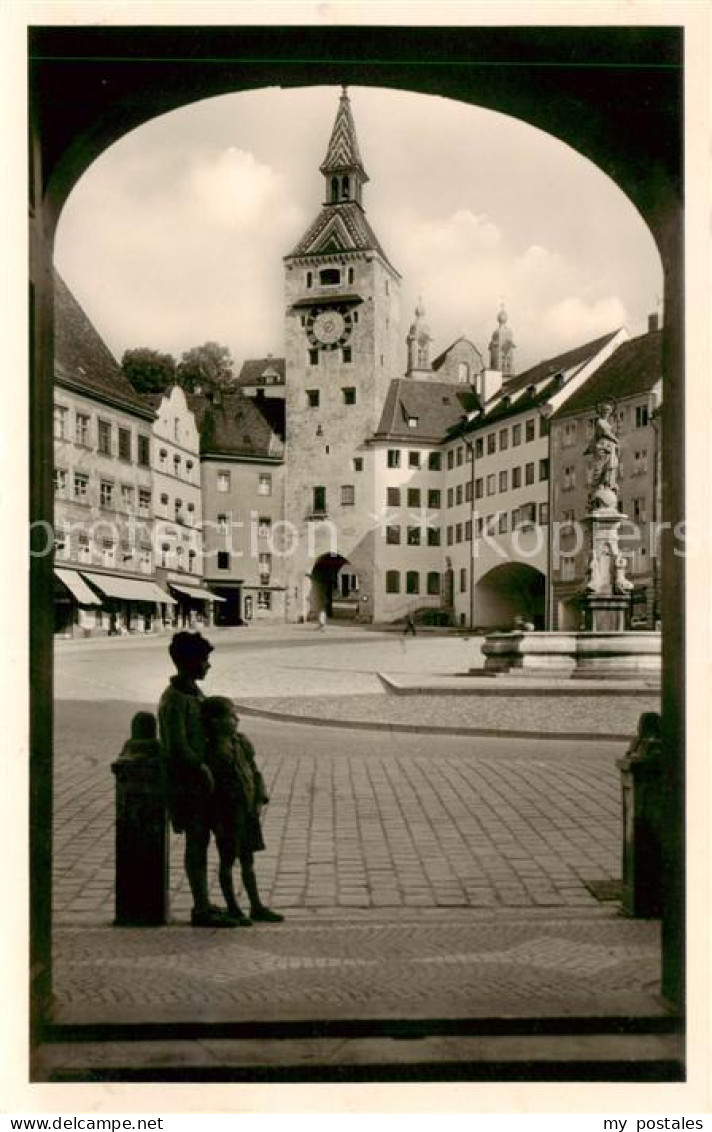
[374,379,478,442]
[53,270,154,419]
[552,330,662,419]
[286,201,398,273]
[319,87,368,179]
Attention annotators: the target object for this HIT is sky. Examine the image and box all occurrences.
[54,84,663,378]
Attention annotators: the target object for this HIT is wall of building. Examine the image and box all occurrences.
[283,251,401,619]
[442,417,550,628]
[53,385,155,633]
[152,385,203,582]
[201,454,286,622]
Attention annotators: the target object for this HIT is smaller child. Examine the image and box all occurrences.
[201,696,283,925]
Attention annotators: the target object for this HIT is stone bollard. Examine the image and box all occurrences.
[616,711,663,917]
[111,712,169,926]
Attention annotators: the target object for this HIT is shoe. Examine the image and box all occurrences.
[225,908,253,927]
[191,907,237,928]
[249,905,284,923]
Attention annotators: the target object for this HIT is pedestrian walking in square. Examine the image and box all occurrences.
[202,696,284,925]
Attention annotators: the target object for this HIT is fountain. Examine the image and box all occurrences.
[481,399,661,680]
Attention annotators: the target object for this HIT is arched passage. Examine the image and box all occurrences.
[475,562,546,630]
[28,25,685,1027]
[308,552,360,620]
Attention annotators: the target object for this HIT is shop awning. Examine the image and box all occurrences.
[169,583,226,603]
[80,572,177,605]
[55,568,101,606]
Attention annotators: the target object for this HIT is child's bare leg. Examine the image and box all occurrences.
[216,840,251,925]
[241,851,283,923]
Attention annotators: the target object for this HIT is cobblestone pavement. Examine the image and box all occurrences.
[55,701,623,924]
[52,912,664,1022]
[52,629,659,1023]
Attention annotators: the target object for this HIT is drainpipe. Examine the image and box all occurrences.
[538,404,554,630]
[464,436,476,630]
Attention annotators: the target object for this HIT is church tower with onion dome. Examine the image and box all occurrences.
[489,304,516,377]
[283,86,402,622]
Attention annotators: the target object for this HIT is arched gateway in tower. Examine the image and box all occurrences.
[283,88,402,622]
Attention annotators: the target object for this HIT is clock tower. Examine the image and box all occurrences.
[283,87,402,621]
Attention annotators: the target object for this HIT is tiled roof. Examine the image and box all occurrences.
[320,88,368,179]
[552,330,662,420]
[198,390,284,459]
[236,358,286,386]
[286,201,398,273]
[53,270,154,419]
[493,329,622,399]
[374,379,478,442]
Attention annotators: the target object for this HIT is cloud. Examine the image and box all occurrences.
[187,147,293,229]
[541,295,628,345]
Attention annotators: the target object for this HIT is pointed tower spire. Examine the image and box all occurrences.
[320,86,369,207]
[405,296,433,379]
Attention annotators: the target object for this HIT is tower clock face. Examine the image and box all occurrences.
[306,306,353,350]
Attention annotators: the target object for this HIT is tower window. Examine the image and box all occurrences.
[320,268,341,286]
[342,387,356,405]
[353,457,363,472]
[330,178,339,204]
[306,271,313,288]
[309,349,319,366]
[341,175,350,199]
[341,485,355,506]
[342,347,352,364]
[313,486,326,514]
[348,268,354,285]
[307,389,320,408]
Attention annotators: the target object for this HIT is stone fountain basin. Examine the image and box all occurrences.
[482,631,661,678]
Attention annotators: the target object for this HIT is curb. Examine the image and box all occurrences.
[233,701,633,743]
[377,673,660,697]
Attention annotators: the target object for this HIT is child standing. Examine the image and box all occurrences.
[201,696,283,925]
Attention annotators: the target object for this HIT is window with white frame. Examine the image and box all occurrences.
[387,449,401,469]
[98,419,112,455]
[341,484,355,506]
[217,470,230,493]
[121,484,134,511]
[138,488,151,516]
[563,466,576,491]
[258,473,272,496]
[73,473,89,503]
[258,552,272,584]
[53,405,68,440]
[635,404,649,428]
[75,413,90,446]
[100,480,114,509]
[633,450,648,475]
[78,534,91,564]
[53,468,67,497]
[257,590,271,610]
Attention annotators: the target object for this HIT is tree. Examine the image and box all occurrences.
[121,347,176,395]
[176,341,234,394]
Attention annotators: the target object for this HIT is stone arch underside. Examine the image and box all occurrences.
[29,25,685,1023]
[475,562,546,630]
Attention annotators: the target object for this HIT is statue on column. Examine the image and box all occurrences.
[584,399,620,512]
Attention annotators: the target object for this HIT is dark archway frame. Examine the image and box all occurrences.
[28,25,684,1039]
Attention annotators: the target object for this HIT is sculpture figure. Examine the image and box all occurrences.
[584,399,620,510]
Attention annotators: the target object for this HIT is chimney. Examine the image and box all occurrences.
[648,312,660,333]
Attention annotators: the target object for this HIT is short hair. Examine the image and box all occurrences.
[202,695,235,720]
[168,631,214,666]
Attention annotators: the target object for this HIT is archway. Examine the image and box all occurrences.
[475,563,546,630]
[28,25,685,1037]
[309,553,360,621]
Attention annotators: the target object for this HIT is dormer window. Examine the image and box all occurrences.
[407,416,418,429]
